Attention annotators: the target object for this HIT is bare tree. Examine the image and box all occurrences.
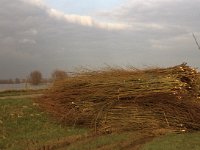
[29,70,42,85]
[52,70,67,81]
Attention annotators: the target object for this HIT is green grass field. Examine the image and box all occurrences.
[0,97,87,150]
[0,91,200,150]
[142,132,200,150]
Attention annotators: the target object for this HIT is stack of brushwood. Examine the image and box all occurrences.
[38,63,200,133]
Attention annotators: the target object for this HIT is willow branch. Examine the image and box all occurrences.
[192,33,200,50]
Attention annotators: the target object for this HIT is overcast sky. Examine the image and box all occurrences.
[0,0,200,78]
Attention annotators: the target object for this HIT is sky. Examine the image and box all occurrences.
[0,0,200,78]
[44,0,123,15]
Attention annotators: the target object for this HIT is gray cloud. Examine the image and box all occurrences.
[96,0,200,62]
[98,0,200,34]
[0,0,200,78]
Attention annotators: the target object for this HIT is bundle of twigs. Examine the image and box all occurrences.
[37,63,200,133]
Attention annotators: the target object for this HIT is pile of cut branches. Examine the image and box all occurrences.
[37,63,200,133]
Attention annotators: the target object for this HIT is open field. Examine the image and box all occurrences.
[1,95,200,150]
[0,66,200,150]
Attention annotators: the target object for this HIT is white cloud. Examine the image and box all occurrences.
[21,0,129,30]
[48,8,130,30]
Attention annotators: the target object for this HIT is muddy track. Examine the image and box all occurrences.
[28,134,93,150]
[33,132,157,150]
[34,128,175,150]
[95,134,155,150]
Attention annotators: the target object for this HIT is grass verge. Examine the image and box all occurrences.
[65,132,130,150]
[0,98,87,150]
[142,132,200,150]
[0,89,45,97]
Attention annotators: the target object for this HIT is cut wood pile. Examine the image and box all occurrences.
[37,63,200,133]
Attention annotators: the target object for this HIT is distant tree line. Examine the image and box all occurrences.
[0,69,68,85]
[28,70,68,85]
[0,78,21,84]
